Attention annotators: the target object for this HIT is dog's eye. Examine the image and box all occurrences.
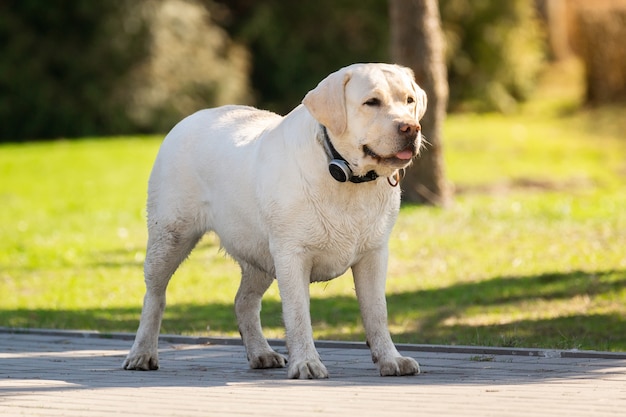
[407,97,415,104]
[364,98,381,107]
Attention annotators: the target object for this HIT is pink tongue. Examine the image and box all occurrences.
[395,149,414,160]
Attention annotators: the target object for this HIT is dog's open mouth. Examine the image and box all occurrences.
[363,144,416,165]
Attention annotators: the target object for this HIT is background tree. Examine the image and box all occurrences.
[572,1,626,104]
[0,0,546,142]
[389,0,451,206]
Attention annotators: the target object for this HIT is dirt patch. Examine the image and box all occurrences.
[454,177,597,195]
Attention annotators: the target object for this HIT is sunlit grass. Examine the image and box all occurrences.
[1,61,625,350]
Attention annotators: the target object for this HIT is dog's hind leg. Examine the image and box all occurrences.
[123,220,203,371]
[235,263,286,369]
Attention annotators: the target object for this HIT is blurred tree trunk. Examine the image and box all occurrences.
[389,0,451,206]
[575,3,626,104]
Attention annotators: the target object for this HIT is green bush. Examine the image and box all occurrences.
[0,0,150,141]
[440,0,546,112]
[218,0,389,114]
[0,0,251,142]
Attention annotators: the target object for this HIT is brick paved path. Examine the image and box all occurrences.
[1,328,625,416]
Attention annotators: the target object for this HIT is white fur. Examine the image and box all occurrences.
[123,63,426,379]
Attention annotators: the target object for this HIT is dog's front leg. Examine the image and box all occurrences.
[352,248,420,376]
[274,255,329,379]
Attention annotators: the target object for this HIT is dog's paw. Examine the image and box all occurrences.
[287,359,329,379]
[122,351,159,371]
[249,351,287,369]
[378,356,420,376]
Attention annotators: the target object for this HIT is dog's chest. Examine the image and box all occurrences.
[330,218,389,274]
[276,190,399,282]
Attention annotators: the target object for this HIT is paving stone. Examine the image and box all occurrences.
[0,329,625,416]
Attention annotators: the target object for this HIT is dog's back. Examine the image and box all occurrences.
[146,105,281,227]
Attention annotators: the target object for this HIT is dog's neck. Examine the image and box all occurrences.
[320,126,379,184]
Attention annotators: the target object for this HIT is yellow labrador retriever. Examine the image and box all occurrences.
[123,63,426,379]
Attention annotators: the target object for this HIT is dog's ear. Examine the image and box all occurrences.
[415,85,427,120]
[400,66,428,121]
[302,69,351,136]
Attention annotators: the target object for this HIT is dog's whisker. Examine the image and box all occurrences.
[420,134,432,149]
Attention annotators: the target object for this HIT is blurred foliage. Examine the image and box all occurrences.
[127,0,251,133]
[0,0,250,142]
[0,0,149,141]
[213,0,390,114]
[0,0,546,141]
[217,0,545,114]
[440,0,546,112]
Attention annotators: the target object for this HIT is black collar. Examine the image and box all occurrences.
[321,126,379,183]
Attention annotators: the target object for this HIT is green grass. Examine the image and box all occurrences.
[1,62,625,351]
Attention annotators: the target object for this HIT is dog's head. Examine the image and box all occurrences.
[303,63,427,178]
